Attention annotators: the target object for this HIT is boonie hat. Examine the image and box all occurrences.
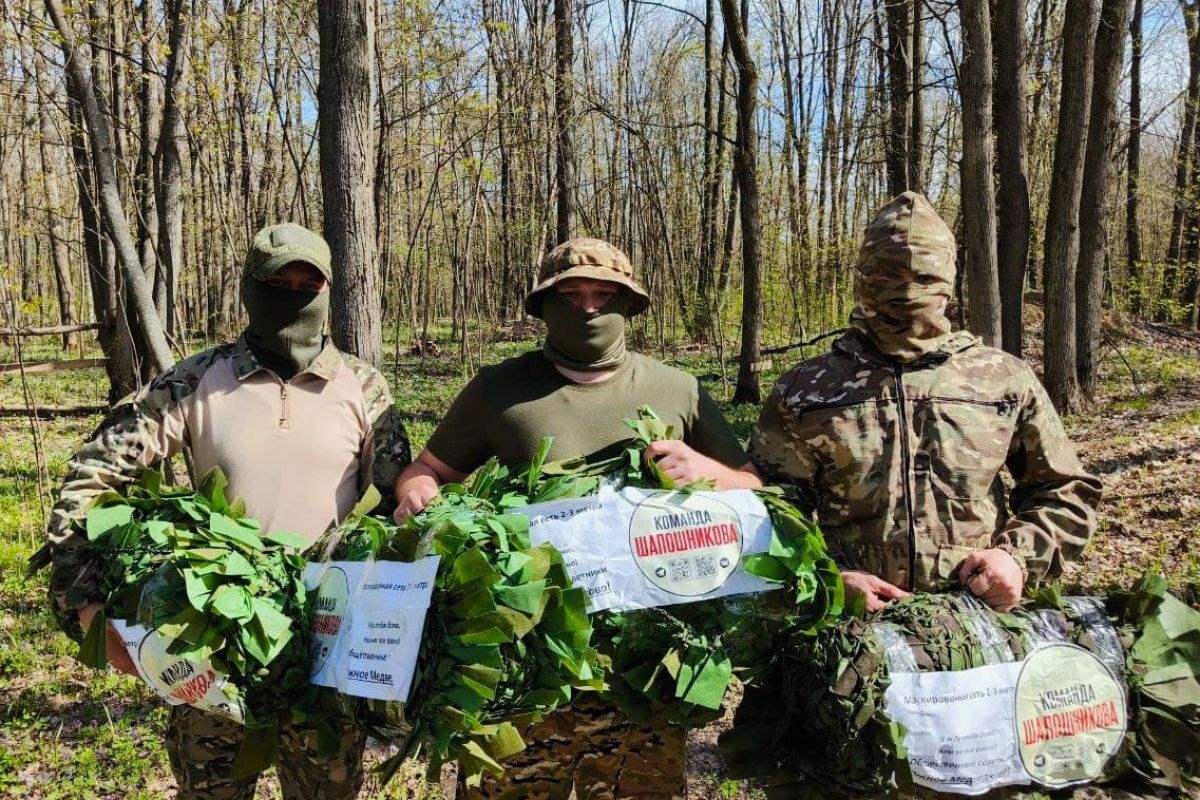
[525,237,651,318]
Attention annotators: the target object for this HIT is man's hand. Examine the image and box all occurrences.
[959,548,1024,611]
[644,441,763,489]
[393,450,467,523]
[78,602,139,678]
[842,570,910,614]
[394,474,440,522]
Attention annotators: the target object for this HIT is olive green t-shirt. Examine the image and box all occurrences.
[425,351,750,474]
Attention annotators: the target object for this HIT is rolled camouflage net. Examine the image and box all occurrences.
[575,409,844,727]
[304,444,605,788]
[41,468,312,776]
[720,576,1200,798]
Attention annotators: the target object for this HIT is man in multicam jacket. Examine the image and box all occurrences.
[30,223,411,800]
[751,192,1102,614]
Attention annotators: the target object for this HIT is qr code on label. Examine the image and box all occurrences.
[695,555,717,578]
[669,558,693,582]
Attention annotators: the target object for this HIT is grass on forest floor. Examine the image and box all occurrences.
[1,326,1198,798]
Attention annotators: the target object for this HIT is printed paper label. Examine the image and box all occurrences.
[302,557,438,702]
[1015,644,1125,786]
[884,641,1128,794]
[109,618,246,723]
[521,487,778,613]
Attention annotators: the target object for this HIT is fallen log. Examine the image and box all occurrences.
[0,404,108,417]
[0,358,107,375]
[0,322,102,337]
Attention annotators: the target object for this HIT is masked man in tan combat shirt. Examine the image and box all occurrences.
[31,223,411,800]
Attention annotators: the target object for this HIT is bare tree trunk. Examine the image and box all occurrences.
[156,0,192,340]
[1042,0,1098,412]
[994,0,1031,356]
[47,0,175,377]
[960,0,1002,347]
[884,0,911,195]
[319,0,382,365]
[1164,0,1199,315]
[1076,0,1129,395]
[721,0,763,405]
[1127,0,1144,316]
[909,0,924,188]
[554,0,575,243]
[137,0,162,326]
[34,59,79,349]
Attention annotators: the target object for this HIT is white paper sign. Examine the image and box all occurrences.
[109,618,246,723]
[885,662,1026,794]
[884,644,1127,795]
[302,557,439,702]
[521,487,778,613]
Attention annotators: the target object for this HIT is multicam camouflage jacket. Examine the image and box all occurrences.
[33,336,411,641]
[750,329,1102,591]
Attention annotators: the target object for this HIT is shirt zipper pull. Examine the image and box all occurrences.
[280,384,290,429]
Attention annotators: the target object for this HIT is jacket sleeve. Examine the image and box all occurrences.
[749,384,822,520]
[350,362,412,517]
[33,365,196,641]
[992,370,1103,582]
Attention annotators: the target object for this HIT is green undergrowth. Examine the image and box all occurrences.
[1,326,1193,798]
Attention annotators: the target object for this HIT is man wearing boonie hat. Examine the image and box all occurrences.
[395,236,761,799]
[749,192,1101,615]
[33,223,412,799]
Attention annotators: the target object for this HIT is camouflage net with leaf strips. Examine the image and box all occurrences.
[32,468,312,777]
[719,576,1200,798]
[305,440,606,789]
[314,405,844,789]
[560,407,846,728]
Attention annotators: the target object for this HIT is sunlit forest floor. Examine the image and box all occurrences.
[0,306,1197,799]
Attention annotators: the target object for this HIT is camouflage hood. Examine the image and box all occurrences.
[850,192,957,363]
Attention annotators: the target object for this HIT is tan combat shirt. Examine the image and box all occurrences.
[38,337,411,639]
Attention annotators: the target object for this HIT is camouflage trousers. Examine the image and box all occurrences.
[165,705,366,800]
[456,696,687,800]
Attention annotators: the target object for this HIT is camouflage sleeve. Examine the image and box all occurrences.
[345,357,412,517]
[994,370,1103,583]
[36,355,206,641]
[748,383,821,518]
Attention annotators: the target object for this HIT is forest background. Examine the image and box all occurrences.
[1,0,1200,796]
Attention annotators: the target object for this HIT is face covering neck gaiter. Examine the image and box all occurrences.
[240,279,329,380]
[541,290,629,371]
[849,271,953,363]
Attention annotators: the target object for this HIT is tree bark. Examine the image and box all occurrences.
[554,0,575,243]
[156,0,192,340]
[721,0,763,405]
[1164,0,1199,316]
[319,0,382,365]
[46,0,175,378]
[994,0,1031,356]
[959,0,1003,347]
[884,0,911,195]
[909,0,924,189]
[1042,0,1099,412]
[1126,0,1144,316]
[1076,0,1129,395]
[34,59,79,349]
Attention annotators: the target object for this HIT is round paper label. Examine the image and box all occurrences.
[628,491,744,596]
[310,566,351,675]
[1014,643,1126,787]
[137,630,243,722]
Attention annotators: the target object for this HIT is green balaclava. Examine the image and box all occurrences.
[240,223,332,380]
[850,191,956,363]
[542,288,631,371]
